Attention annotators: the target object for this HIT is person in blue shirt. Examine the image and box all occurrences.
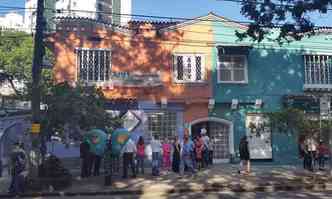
[181,131,195,175]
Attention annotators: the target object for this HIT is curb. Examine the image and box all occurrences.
[0,183,330,198]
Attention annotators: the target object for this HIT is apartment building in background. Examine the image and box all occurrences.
[0,12,24,31]
[24,0,132,32]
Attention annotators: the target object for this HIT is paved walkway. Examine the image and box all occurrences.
[1,164,332,197]
[65,164,332,193]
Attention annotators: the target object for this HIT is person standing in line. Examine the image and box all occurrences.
[104,139,112,186]
[201,129,210,167]
[91,135,103,177]
[181,132,195,175]
[238,136,250,175]
[191,136,198,171]
[162,138,171,172]
[317,140,329,170]
[136,136,145,175]
[80,140,90,178]
[195,134,204,170]
[8,142,27,196]
[305,136,317,172]
[121,138,137,178]
[172,136,181,173]
[208,138,214,165]
[298,136,307,170]
[151,136,162,176]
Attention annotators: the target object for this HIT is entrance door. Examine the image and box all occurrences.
[191,121,230,161]
[210,122,229,160]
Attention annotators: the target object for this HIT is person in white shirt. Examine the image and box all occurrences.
[201,128,210,167]
[151,136,162,176]
[305,136,318,171]
[121,138,136,178]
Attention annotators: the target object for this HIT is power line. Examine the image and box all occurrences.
[1,4,332,28]
[217,0,332,11]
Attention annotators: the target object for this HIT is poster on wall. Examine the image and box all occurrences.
[245,113,272,159]
[122,111,140,132]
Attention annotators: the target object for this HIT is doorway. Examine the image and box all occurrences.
[190,117,233,162]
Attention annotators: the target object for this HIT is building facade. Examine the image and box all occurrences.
[24,0,132,33]
[49,13,216,158]
[49,13,332,164]
[0,12,24,31]
[210,19,332,164]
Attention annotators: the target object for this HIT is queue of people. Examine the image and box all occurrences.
[120,130,213,178]
[299,136,330,172]
[79,129,214,186]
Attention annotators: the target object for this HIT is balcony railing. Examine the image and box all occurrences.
[304,54,332,90]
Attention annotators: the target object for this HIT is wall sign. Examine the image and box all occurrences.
[111,72,162,87]
[245,113,272,159]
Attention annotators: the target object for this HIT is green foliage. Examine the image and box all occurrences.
[41,82,122,137]
[238,0,331,42]
[267,108,332,137]
[0,31,53,98]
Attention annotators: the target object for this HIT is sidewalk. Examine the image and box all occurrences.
[1,164,332,197]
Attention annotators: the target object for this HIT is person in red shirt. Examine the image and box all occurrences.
[195,134,204,170]
[317,140,330,170]
[136,136,145,175]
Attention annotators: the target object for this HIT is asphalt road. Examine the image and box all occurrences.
[25,190,332,199]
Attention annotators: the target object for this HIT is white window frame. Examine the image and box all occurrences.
[217,55,248,84]
[303,54,332,90]
[76,48,111,83]
[147,111,177,140]
[173,53,205,83]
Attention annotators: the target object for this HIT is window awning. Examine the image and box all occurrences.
[217,45,251,56]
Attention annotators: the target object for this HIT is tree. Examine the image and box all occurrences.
[236,0,332,42]
[267,108,332,138]
[0,31,53,98]
[41,82,122,140]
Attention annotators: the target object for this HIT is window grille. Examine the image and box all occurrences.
[76,49,111,82]
[173,54,204,83]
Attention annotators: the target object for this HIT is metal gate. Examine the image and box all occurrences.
[209,122,230,160]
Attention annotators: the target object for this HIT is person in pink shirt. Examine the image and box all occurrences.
[162,138,171,172]
[136,136,145,174]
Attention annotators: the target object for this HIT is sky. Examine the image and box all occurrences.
[1,0,332,26]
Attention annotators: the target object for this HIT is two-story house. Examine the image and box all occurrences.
[49,13,223,158]
[206,19,332,164]
[49,13,332,164]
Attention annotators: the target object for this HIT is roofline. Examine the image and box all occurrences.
[54,17,133,35]
[159,12,247,33]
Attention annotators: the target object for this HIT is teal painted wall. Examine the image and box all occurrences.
[211,20,332,164]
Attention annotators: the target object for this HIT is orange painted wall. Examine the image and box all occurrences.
[50,17,213,103]
[184,103,209,124]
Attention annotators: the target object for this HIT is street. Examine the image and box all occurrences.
[24,190,332,199]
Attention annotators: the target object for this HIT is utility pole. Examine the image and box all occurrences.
[30,0,45,177]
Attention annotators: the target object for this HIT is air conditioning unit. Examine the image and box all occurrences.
[208,99,215,110]
[255,99,263,109]
[231,99,238,110]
